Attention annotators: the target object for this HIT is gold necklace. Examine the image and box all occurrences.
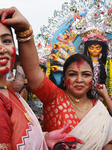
[66,92,90,112]
[66,91,86,103]
[10,98,34,126]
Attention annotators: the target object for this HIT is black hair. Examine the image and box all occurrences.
[84,40,108,84]
[58,53,95,99]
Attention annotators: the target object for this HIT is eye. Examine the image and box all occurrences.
[68,73,77,76]
[83,73,91,76]
[3,39,12,44]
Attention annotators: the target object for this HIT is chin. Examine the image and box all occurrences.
[0,67,10,75]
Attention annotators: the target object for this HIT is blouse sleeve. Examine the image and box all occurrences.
[0,93,12,148]
[30,74,59,104]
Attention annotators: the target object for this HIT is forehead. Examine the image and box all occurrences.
[0,23,11,35]
[67,60,92,72]
[89,44,101,47]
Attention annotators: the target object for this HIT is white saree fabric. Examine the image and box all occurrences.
[15,92,48,150]
[69,100,112,150]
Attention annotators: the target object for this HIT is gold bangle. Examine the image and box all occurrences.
[16,25,32,38]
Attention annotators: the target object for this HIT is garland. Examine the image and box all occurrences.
[46,60,51,78]
[106,58,112,96]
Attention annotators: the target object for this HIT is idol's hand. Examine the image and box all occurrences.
[108,7,112,15]
[45,122,84,149]
[73,13,80,21]
[0,7,30,32]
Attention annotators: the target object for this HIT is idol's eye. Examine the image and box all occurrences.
[89,46,94,50]
[96,46,101,50]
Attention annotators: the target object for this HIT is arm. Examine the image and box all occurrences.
[0,7,44,90]
[95,84,112,116]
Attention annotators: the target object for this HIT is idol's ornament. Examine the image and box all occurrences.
[34,0,112,96]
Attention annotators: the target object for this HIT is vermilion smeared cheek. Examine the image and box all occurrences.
[66,79,71,90]
[10,47,16,68]
[87,81,92,91]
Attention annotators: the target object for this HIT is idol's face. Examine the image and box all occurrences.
[0,23,15,75]
[88,44,102,57]
[64,59,93,98]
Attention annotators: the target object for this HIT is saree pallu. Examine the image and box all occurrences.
[12,91,48,150]
[69,100,112,150]
[0,87,48,150]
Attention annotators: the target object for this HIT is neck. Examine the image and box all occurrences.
[65,90,87,103]
[0,74,7,87]
[90,56,99,63]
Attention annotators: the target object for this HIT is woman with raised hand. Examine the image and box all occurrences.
[0,7,83,150]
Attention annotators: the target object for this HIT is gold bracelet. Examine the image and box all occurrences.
[16,25,33,38]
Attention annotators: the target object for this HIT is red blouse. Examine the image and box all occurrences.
[31,74,96,133]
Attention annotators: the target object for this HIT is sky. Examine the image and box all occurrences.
[0,0,70,37]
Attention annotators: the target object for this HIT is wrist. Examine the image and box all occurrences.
[104,95,111,100]
[15,25,32,38]
[44,132,49,146]
[44,132,49,141]
[15,25,34,42]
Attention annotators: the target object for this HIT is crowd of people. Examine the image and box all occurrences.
[0,5,112,150]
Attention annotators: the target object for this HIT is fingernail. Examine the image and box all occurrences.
[77,139,85,144]
[1,19,7,24]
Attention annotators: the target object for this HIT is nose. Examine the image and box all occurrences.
[0,45,6,52]
[76,74,83,82]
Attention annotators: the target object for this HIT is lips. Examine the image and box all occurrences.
[75,85,83,90]
[0,57,9,65]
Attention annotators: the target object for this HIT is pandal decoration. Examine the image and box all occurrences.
[34,0,112,96]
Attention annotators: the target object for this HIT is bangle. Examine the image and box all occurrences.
[17,33,34,42]
[15,25,33,38]
[104,96,111,100]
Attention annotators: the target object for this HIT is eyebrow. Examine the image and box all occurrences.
[67,70,92,74]
[1,33,12,38]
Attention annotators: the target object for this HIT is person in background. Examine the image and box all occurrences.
[6,55,27,100]
[0,7,84,150]
[94,83,112,116]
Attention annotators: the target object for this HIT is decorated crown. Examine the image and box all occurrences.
[80,29,108,43]
[71,0,112,44]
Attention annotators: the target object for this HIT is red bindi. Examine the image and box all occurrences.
[76,57,83,70]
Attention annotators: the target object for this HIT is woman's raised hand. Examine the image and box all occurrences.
[94,84,109,100]
[0,7,30,32]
